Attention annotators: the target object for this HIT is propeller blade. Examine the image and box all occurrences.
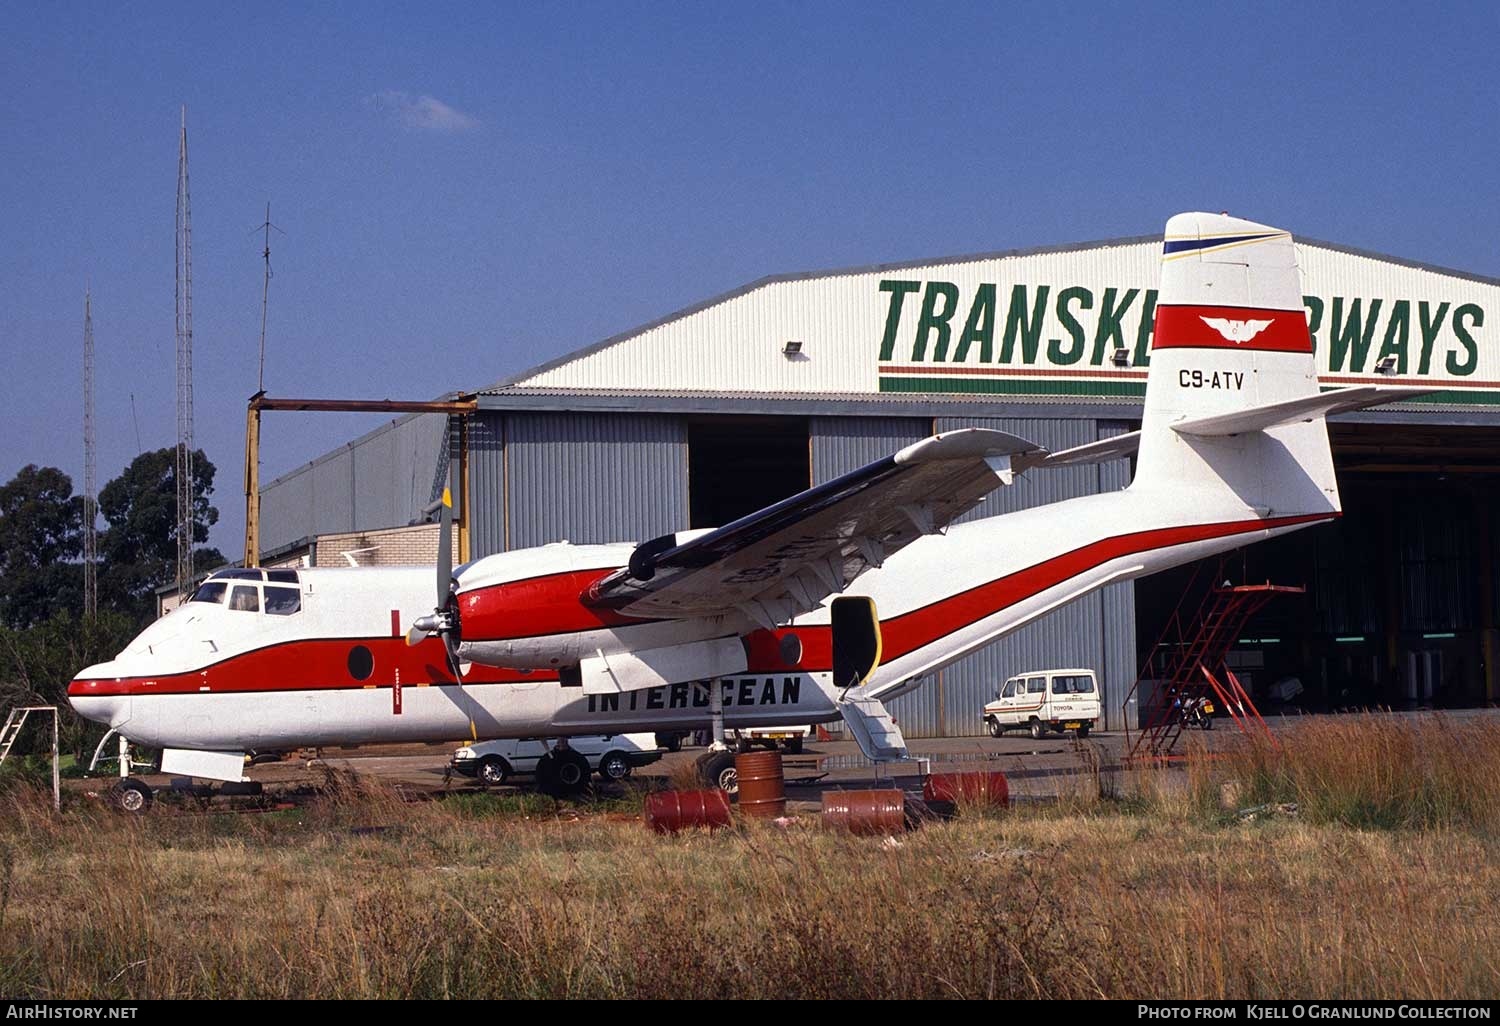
[436,485,453,609]
[442,631,464,683]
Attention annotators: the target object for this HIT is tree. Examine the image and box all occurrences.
[0,465,83,628]
[0,609,137,759]
[98,447,225,621]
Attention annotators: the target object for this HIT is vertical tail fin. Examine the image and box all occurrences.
[1133,212,1339,517]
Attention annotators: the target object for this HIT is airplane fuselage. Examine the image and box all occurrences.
[68,481,1330,752]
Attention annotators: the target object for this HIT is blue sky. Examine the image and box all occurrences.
[3,1,1497,554]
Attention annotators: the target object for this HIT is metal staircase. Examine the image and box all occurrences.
[1124,571,1298,760]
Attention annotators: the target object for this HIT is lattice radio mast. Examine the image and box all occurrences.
[83,290,97,618]
[175,105,195,596]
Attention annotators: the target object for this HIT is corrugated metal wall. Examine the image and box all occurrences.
[468,413,507,558]
[807,415,1137,736]
[259,412,448,553]
[504,413,689,550]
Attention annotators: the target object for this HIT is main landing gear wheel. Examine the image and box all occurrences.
[110,778,153,814]
[537,748,592,798]
[1029,719,1045,741]
[987,718,1002,739]
[697,751,738,795]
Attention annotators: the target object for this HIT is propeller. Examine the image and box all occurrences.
[406,485,464,682]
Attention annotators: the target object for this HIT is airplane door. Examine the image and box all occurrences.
[831,596,882,690]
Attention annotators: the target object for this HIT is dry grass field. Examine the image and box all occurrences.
[1,713,1498,999]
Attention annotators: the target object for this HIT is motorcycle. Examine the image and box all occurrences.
[1174,695,1215,730]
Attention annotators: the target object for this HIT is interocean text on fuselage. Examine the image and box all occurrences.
[585,677,805,715]
[875,280,1486,376]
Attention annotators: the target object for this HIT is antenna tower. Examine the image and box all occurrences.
[83,291,97,618]
[175,105,196,596]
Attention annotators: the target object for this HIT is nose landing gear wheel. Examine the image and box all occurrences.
[110,778,154,814]
[537,748,592,798]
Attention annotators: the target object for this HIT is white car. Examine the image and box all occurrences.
[983,668,1101,739]
[450,734,663,786]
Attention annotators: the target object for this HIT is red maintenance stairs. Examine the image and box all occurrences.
[1124,573,1302,760]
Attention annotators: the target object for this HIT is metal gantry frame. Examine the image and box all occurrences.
[242,394,479,568]
[0,706,61,811]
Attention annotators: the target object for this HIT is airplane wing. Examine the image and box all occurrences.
[584,428,1045,625]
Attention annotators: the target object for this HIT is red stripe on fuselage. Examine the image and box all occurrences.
[1152,305,1312,354]
[741,513,1334,673]
[67,636,558,698]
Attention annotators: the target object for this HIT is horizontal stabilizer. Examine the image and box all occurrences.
[1020,431,1140,470]
[1171,386,1430,438]
[837,688,910,763]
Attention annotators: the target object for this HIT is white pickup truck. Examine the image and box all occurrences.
[983,668,1100,739]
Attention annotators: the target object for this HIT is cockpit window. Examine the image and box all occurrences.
[264,586,301,615]
[228,585,260,613]
[189,581,227,604]
[210,568,266,582]
[266,569,300,584]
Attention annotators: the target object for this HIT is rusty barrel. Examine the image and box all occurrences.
[821,789,906,835]
[734,750,786,819]
[643,789,732,834]
[923,771,1010,809]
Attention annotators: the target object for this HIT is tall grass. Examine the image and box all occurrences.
[1201,713,1500,832]
[2,714,1498,998]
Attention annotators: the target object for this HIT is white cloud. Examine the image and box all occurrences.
[368,90,480,133]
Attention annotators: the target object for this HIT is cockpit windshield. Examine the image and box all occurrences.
[189,581,227,604]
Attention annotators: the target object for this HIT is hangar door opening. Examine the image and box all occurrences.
[1133,423,1500,717]
[688,417,810,529]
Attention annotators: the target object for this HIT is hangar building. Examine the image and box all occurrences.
[258,230,1500,734]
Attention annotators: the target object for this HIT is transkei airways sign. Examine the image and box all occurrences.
[512,237,1496,406]
[875,245,1493,405]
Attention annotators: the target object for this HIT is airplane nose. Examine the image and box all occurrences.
[67,666,129,728]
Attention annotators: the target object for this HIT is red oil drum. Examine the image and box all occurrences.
[734,750,786,819]
[821,789,906,835]
[923,771,1010,808]
[643,789,732,834]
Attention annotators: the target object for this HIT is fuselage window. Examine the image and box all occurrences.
[266,569,300,585]
[189,581,227,604]
[228,585,260,613]
[264,586,301,616]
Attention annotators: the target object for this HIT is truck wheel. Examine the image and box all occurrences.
[478,756,510,786]
[987,717,1002,738]
[1029,719,1045,741]
[111,778,153,814]
[598,751,631,781]
[697,751,738,795]
[1076,723,1091,739]
[779,737,803,755]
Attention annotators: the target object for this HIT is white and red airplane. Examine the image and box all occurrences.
[69,212,1424,802]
